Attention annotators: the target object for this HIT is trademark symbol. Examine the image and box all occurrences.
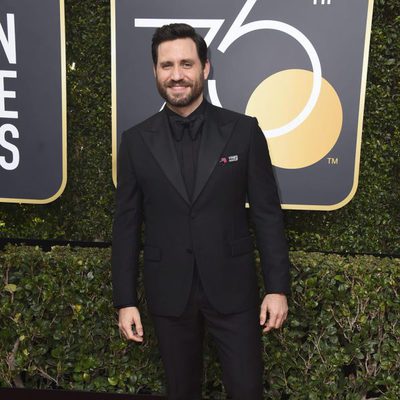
[313,0,332,5]
[327,157,339,165]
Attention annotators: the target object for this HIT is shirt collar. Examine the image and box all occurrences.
[164,98,207,120]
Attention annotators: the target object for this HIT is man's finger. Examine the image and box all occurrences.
[132,313,144,341]
[274,315,284,329]
[263,312,278,333]
[120,323,134,339]
[276,311,288,328]
[123,325,143,342]
[131,333,144,342]
[134,319,143,337]
[264,310,288,332]
[259,304,267,325]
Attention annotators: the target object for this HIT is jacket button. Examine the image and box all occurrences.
[186,248,193,254]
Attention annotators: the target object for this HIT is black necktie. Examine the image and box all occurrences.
[170,114,204,201]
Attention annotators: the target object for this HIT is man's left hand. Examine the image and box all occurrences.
[259,293,288,333]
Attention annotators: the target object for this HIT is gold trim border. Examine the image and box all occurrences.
[111,0,118,187]
[110,0,374,211]
[0,0,67,204]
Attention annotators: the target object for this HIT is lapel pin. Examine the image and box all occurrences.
[220,155,239,165]
[228,155,238,162]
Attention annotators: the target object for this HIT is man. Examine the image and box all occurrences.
[112,23,291,400]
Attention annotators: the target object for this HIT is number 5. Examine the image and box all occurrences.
[134,0,322,138]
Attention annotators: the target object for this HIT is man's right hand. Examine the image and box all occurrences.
[118,306,144,342]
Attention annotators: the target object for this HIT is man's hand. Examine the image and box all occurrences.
[118,306,144,342]
[259,293,288,333]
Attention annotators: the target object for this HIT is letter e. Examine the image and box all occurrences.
[0,70,18,119]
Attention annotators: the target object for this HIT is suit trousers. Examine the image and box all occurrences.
[149,264,264,400]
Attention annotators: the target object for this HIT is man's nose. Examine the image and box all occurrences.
[171,66,184,81]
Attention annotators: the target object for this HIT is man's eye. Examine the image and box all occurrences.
[183,63,192,68]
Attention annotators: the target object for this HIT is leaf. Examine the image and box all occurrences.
[4,283,17,293]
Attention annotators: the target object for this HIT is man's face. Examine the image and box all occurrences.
[154,38,210,111]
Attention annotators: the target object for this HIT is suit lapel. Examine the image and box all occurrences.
[192,104,236,204]
[139,103,237,206]
[140,111,190,205]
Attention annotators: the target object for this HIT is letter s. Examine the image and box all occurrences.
[0,123,20,170]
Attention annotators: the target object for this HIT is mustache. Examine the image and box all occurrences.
[166,80,192,88]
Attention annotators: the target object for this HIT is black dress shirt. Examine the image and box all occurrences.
[165,100,206,202]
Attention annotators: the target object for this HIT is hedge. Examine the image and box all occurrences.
[0,0,399,256]
[1,245,399,399]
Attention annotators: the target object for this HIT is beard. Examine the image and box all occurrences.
[156,73,205,108]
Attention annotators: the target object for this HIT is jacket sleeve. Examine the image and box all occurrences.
[111,132,143,308]
[247,118,291,295]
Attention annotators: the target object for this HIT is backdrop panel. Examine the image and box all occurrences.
[0,0,66,203]
[112,0,373,210]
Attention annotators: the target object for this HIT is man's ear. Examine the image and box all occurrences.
[203,59,210,80]
[153,65,156,78]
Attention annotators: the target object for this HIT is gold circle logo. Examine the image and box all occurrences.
[246,69,343,169]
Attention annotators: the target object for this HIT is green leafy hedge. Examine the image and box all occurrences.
[0,0,399,255]
[1,246,399,399]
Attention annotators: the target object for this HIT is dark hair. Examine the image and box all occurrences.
[151,23,208,68]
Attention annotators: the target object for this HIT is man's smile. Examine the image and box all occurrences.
[168,82,191,89]
[170,87,188,94]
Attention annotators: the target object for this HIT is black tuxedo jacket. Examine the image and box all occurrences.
[112,102,290,317]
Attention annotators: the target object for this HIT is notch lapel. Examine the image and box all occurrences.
[140,111,190,205]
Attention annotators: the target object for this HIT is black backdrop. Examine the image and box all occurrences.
[0,0,398,256]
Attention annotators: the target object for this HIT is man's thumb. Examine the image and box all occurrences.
[260,305,267,325]
[135,315,143,336]
[136,325,143,336]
